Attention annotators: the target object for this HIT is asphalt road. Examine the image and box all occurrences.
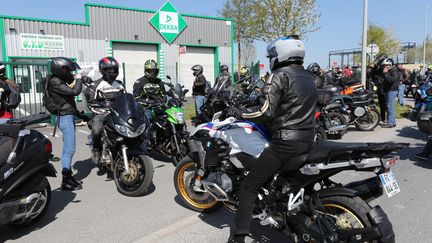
[1,117,431,243]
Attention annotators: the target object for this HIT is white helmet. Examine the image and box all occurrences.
[266,35,305,71]
[380,58,394,66]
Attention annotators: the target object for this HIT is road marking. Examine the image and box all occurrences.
[78,130,90,134]
[134,213,203,243]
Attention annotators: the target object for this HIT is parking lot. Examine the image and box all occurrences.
[1,117,432,243]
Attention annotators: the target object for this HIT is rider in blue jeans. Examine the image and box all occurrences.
[381,58,402,128]
[48,57,83,191]
[191,64,206,117]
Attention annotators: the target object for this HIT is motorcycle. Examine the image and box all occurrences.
[325,85,380,131]
[87,93,153,197]
[145,75,190,166]
[0,113,56,226]
[174,113,406,242]
[316,90,348,139]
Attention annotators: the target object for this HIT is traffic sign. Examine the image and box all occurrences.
[367,44,379,56]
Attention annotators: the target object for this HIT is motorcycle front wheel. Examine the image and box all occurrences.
[114,155,154,197]
[174,159,222,213]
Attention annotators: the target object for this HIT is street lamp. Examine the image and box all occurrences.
[361,0,368,86]
[423,6,430,73]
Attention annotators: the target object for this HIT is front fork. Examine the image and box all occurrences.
[171,123,181,154]
[121,145,130,174]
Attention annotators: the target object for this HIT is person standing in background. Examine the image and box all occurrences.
[0,63,20,123]
[191,64,206,117]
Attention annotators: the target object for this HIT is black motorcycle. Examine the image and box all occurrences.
[325,85,380,131]
[316,90,348,139]
[0,113,56,226]
[88,93,153,197]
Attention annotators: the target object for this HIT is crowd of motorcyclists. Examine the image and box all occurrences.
[1,35,432,242]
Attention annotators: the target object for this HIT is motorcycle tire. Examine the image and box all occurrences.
[172,142,189,167]
[174,159,222,213]
[320,196,389,243]
[8,176,51,227]
[355,107,380,131]
[114,155,154,197]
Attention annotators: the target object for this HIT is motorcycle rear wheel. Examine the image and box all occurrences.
[319,196,380,243]
[174,160,222,213]
[326,112,348,138]
[355,107,380,131]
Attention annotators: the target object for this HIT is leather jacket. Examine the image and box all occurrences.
[382,66,402,93]
[192,74,206,96]
[133,75,166,105]
[242,64,317,139]
[48,76,82,116]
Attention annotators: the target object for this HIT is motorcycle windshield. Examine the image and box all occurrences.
[111,93,147,130]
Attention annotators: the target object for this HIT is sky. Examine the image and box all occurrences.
[0,0,431,70]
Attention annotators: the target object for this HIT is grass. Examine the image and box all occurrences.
[374,99,412,119]
[183,103,196,120]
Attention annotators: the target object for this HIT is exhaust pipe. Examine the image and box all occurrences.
[327,125,347,132]
[0,193,45,224]
[201,180,229,201]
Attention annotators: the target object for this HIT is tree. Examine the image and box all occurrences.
[367,24,400,58]
[252,0,320,41]
[240,41,256,66]
[219,0,259,71]
[414,36,432,64]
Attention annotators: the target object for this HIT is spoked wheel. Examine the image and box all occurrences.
[174,160,222,213]
[320,196,379,243]
[355,107,380,131]
[114,155,154,197]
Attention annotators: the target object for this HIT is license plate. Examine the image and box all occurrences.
[379,170,401,197]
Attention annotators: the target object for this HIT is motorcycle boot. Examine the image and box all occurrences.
[61,169,83,191]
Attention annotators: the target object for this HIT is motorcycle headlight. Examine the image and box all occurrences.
[174,112,185,124]
[114,123,146,138]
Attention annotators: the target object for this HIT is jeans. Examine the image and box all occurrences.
[386,91,398,125]
[194,95,205,116]
[398,84,406,106]
[58,115,76,170]
[233,139,312,235]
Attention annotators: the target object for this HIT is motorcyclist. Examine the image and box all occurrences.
[307,62,327,88]
[213,64,232,100]
[425,64,432,81]
[191,64,207,117]
[83,57,125,168]
[237,66,252,93]
[227,35,317,243]
[133,59,166,121]
[380,58,402,128]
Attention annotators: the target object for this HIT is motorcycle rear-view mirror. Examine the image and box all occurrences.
[166,75,171,80]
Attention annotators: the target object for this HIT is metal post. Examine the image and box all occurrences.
[361,0,369,86]
[423,7,429,73]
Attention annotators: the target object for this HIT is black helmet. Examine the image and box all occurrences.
[144,59,159,81]
[99,57,119,82]
[0,63,6,80]
[51,57,80,83]
[307,63,321,75]
[220,65,229,73]
[191,64,203,76]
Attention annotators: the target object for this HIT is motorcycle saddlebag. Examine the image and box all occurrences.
[416,111,432,133]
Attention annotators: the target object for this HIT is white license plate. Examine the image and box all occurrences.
[379,170,401,197]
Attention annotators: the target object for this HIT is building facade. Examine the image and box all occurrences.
[0,2,234,97]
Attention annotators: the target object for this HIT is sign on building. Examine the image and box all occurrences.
[149,1,187,44]
[21,33,64,51]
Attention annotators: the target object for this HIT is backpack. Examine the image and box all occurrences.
[205,80,212,95]
[42,76,65,115]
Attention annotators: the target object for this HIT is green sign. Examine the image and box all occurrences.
[149,1,187,44]
[21,33,64,51]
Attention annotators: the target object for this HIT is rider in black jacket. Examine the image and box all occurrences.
[133,59,166,120]
[228,35,317,243]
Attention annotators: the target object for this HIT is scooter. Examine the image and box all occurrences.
[0,113,56,226]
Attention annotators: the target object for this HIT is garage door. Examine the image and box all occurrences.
[179,47,215,96]
[112,43,158,92]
